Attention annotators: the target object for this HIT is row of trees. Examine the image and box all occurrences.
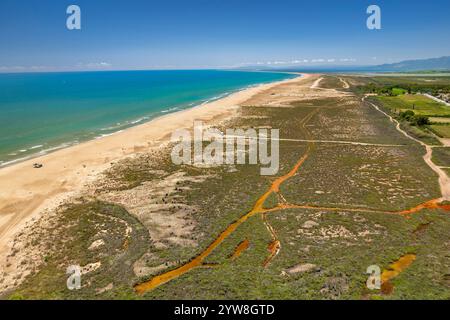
[361,83,450,96]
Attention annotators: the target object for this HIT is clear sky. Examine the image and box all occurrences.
[1,0,449,72]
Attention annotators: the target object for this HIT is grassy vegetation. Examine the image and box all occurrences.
[141,81,448,299]
[429,117,450,124]
[270,208,450,300]
[7,74,450,300]
[5,201,150,299]
[377,95,450,117]
[354,75,450,96]
[429,125,450,138]
[392,88,407,96]
[366,96,442,146]
[431,147,450,167]
[317,76,347,90]
[281,142,440,211]
[142,206,450,300]
[402,123,442,145]
[371,93,450,141]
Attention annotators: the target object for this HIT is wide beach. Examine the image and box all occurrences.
[0,74,309,265]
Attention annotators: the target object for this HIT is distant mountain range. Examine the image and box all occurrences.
[367,56,450,72]
[236,56,450,73]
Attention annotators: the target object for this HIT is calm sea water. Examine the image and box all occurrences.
[0,70,295,166]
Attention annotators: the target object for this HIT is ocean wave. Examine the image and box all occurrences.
[95,130,124,140]
[100,116,149,132]
[1,76,290,168]
[130,117,149,125]
[161,106,179,113]
[100,125,122,131]
[1,141,79,167]
[38,143,73,154]
[0,155,35,167]
[199,92,231,105]
[8,144,44,156]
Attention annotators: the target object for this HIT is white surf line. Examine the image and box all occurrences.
[223,135,405,147]
[364,96,450,200]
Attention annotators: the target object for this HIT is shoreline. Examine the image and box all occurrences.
[0,73,311,262]
[0,73,298,169]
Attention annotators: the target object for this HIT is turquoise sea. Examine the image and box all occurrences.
[0,70,296,166]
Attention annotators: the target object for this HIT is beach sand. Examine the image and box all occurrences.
[0,74,313,264]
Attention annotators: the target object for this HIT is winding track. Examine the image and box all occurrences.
[365,97,450,201]
[134,107,317,294]
[339,77,350,89]
[134,79,450,295]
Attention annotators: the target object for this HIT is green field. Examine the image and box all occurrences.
[429,125,450,138]
[429,117,450,124]
[392,88,407,96]
[377,94,450,117]
[354,75,450,93]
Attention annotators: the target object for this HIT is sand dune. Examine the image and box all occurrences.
[0,74,312,263]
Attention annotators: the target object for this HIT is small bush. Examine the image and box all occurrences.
[413,115,430,126]
[399,110,429,126]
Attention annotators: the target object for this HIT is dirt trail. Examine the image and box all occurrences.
[134,85,450,296]
[259,109,319,266]
[310,77,323,89]
[365,97,450,201]
[0,75,308,278]
[134,108,318,295]
[268,198,450,217]
[310,76,352,95]
[339,78,350,89]
[134,149,311,294]
[225,135,405,147]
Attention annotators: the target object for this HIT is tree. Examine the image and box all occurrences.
[413,115,430,126]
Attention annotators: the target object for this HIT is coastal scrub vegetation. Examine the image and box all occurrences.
[355,76,450,97]
[4,75,450,300]
[359,76,450,145]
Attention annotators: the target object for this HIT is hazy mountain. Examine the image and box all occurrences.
[368,56,450,72]
[235,56,450,73]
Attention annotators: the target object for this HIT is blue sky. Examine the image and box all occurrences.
[1,0,449,72]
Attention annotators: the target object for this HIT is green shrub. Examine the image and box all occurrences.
[398,110,429,126]
[413,115,430,126]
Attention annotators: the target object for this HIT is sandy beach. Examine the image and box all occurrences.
[0,74,311,263]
